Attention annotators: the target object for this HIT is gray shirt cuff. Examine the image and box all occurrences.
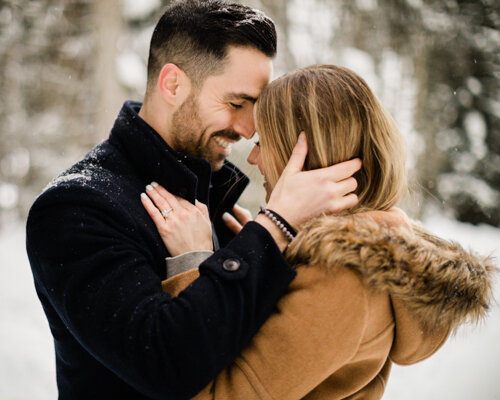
[166,250,214,278]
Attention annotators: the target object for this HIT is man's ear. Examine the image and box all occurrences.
[157,63,191,106]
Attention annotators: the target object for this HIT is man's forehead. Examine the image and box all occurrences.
[200,47,272,101]
[219,47,272,85]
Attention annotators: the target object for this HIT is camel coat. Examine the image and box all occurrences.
[162,214,496,399]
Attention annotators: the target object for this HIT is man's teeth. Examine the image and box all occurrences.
[214,137,232,149]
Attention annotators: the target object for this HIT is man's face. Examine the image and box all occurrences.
[170,46,273,171]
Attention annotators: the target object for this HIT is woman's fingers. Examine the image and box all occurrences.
[145,182,210,221]
[151,182,181,210]
[145,183,173,215]
[141,182,214,256]
[232,204,253,225]
[222,212,243,234]
[195,200,210,219]
[222,205,253,234]
[140,192,167,231]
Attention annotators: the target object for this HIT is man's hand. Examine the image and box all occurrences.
[266,132,361,228]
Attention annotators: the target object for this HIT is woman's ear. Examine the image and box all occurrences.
[157,63,191,106]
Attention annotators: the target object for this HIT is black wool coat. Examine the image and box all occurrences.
[26,101,296,400]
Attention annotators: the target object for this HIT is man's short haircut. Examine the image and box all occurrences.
[146,0,277,93]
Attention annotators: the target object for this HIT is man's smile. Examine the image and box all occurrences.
[213,136,239,156]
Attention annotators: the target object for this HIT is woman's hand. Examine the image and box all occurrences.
[141,182,213,256]
[222,204,254,234]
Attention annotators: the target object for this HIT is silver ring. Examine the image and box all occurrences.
[161,207,173,218]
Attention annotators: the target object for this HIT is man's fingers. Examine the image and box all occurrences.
[280,132,308,176]
[222,212,243,234]
[334,176,358,196]
[323,158,362,182]
[329,193,359,214]
[232,204,253,225]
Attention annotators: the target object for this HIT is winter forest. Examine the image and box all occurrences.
[1,0,500,228]
[1,0,499,399]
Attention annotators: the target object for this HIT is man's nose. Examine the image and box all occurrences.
[247,145,259,165]
[234,109,255,139]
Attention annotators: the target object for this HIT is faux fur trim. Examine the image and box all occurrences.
[286,215,497,333]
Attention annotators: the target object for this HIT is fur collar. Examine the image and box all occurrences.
[286,214,497,334]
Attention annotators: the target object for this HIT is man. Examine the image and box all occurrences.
[26,1,360,399]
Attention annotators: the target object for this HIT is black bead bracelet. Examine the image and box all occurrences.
[258,206,297,242]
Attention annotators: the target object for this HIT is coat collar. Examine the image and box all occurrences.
[108,101,249,218]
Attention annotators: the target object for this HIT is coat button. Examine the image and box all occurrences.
[222,258,240,272]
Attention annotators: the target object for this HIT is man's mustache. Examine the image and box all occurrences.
[212,130,241,142]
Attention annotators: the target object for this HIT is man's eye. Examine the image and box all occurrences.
[230,103,243,109]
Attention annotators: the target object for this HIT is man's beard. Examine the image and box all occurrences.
[170,94,239,171]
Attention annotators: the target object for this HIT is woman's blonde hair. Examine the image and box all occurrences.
[255,65,407,212]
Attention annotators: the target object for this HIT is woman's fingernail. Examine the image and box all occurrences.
[146,184,154,191]
[151,182,159,188]
[222,212,231,222]
[140,193,147,199]
[298,132,305,143]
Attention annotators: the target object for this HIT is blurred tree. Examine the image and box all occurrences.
[417,0,500,226]
[257,0,500,226]
[0,0,498,228]
[0,0,97,226]
[370,0,500,226]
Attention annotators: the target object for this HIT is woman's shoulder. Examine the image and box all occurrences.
[291,262,392,340]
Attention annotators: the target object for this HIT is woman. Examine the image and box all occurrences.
[142,65,495,399]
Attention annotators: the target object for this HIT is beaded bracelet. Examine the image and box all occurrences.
[258,206,297,242]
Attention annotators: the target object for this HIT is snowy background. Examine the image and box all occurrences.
[1,0,499,398]
[1,212,498,399]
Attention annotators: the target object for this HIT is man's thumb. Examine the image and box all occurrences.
[282,132,307,175]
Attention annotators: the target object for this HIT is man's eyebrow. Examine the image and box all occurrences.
[224,92,258,103]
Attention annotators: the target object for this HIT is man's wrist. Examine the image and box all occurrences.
[254,214,289,252]
[166,250,214,278]
[258,206,296,242]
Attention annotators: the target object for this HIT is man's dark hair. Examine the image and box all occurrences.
[146,0,277,93]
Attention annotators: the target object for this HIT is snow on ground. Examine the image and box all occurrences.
[0,223,56,399]
[1,213,499,399]
[384,213,500,400]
